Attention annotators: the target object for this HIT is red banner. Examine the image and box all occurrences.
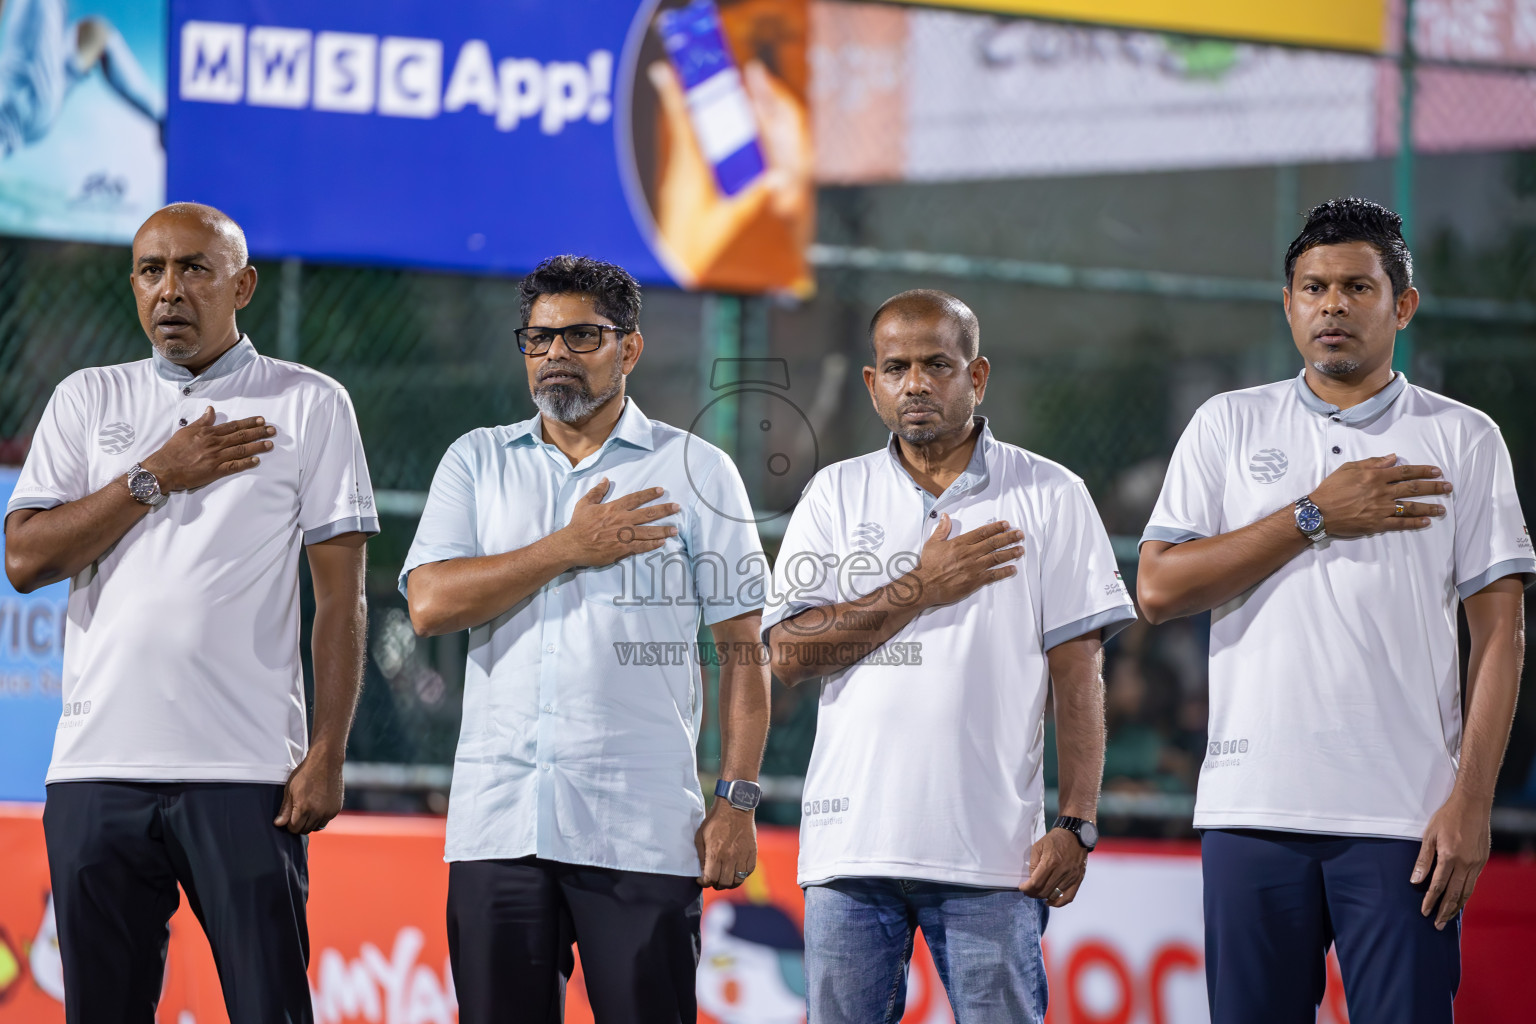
[1,805,1534,1023]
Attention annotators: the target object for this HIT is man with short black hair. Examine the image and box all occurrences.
[402,255,771,1024]
[765,289,1134,1023]
[1139,197,1532,1023]
[4,202,376,1023]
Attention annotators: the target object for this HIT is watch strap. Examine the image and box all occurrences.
[1052,815,1097,851]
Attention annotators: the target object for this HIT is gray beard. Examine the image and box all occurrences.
[1312,355,1362,378]
[534,366,623,423]
[894,423,941,444]
[153,339,199,362]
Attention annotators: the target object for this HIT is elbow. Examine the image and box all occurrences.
[5,552,44,595]
[1134,579,1174,626]
[406,591,449,638]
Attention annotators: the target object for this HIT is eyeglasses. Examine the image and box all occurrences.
[514,323,629,356]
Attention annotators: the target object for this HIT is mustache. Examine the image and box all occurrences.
[897,399,941,414]
[537,361,588,384]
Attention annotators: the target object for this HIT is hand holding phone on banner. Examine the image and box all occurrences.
[646,1,811,288]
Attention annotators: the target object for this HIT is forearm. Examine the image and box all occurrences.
[1137,505,1309,623]
[4,477,150,592]
[307,537,369,763]
[715,621,770,782]
[767,577,929,686]
[1047,635,1107,820]
[310,592,366,762]
[407,532,573,636]
[1457,585,1526,805]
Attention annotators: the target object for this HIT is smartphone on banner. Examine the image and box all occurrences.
[656,0,766,197]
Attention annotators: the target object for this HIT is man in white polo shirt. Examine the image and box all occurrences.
[3,203,376,1024]
[1138,198,1532,1023]
[764,290,1135,1023]
[401,255,770,1024]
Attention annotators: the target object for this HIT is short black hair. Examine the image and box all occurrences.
[868,289,980,361]
[519,255,641,332]
[1283,197,1413,298]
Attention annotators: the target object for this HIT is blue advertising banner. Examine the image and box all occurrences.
[165,0,811,291]
[0,468,66,803]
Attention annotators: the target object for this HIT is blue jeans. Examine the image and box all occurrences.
[803,878,1049,1024]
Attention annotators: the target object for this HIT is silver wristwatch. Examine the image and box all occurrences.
[126,463,167,508]
[1293,495,1327,543]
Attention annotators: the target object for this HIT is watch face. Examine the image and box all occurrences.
[1296,505,1323,533]
[128,469,158,502]
[1079,820,1099,850]
[729,781,762,810]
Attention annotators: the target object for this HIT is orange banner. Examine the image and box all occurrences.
[4,806,1535,1022]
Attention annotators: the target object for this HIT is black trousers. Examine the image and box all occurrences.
[447,856,703,1024]
[42,781,312,1024]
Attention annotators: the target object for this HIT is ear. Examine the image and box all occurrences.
[621,329,644,374]
[862,363,878,409]
[234,265,259,310]
[1395,286,1420,331]
[970,356,991,405]
[1282,286,1292,323]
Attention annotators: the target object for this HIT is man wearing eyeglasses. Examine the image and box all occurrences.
[400,255,771,1024]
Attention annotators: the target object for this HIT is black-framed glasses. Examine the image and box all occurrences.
[514,323,629,356]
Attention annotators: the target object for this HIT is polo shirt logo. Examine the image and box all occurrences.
[1248,448,1289,484]
[850,522,885,551]
[98,422,135,455]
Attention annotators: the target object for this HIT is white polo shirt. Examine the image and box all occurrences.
[6,337,379,785]
[763,420,1136,888]
[399,399,767,875]
[1142,371,1535,839]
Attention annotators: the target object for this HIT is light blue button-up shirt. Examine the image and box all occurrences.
[400,399,766,874]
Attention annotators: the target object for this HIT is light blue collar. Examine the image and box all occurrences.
[1292,369,1407,427]
[153,334,258,384]
[887,416,994,499]
[502,396,655,453]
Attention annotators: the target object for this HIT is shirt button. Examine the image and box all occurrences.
[545,643,556,653]
[929,511,938,519]
[543,704,553,713]
[541,763,552,772]
[182,386,192,396]
[1332,446,1341,454]
[178,418,187,426]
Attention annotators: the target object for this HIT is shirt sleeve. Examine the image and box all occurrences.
[1040,477,1138,650]
[1141,399,1227,547]
[7,376,91,516]
[761,471,841,639]
[1453,426,1536,600]
[687,454,768,626]
[298,386,380,544]
[398,437,480,598]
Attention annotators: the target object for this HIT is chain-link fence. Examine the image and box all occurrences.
[6,0,1536,839]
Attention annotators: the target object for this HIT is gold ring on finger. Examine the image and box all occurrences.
[1394,502,1407,517]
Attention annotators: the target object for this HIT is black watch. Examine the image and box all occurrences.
[1052,815,1098,851]
[714,778,762,812]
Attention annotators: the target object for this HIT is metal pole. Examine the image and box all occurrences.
[1393,0,1416,373]
[277,257,302,361]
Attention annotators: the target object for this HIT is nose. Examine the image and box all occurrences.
[1322,285,1347,316]
[543,331,576,361]
[156,265,184,305]
[901,366,932,395]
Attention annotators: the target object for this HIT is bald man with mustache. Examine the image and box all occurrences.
[4,203,378,1024]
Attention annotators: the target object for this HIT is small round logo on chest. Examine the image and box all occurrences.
[1248,448,1289,484]
[98,422,135,455]
[850,522,885,551]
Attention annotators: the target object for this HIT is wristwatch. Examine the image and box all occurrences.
[1293,495,1327,543]
[714,778,762,812]
[126,463,167,509]
[1052,815,1099,851]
